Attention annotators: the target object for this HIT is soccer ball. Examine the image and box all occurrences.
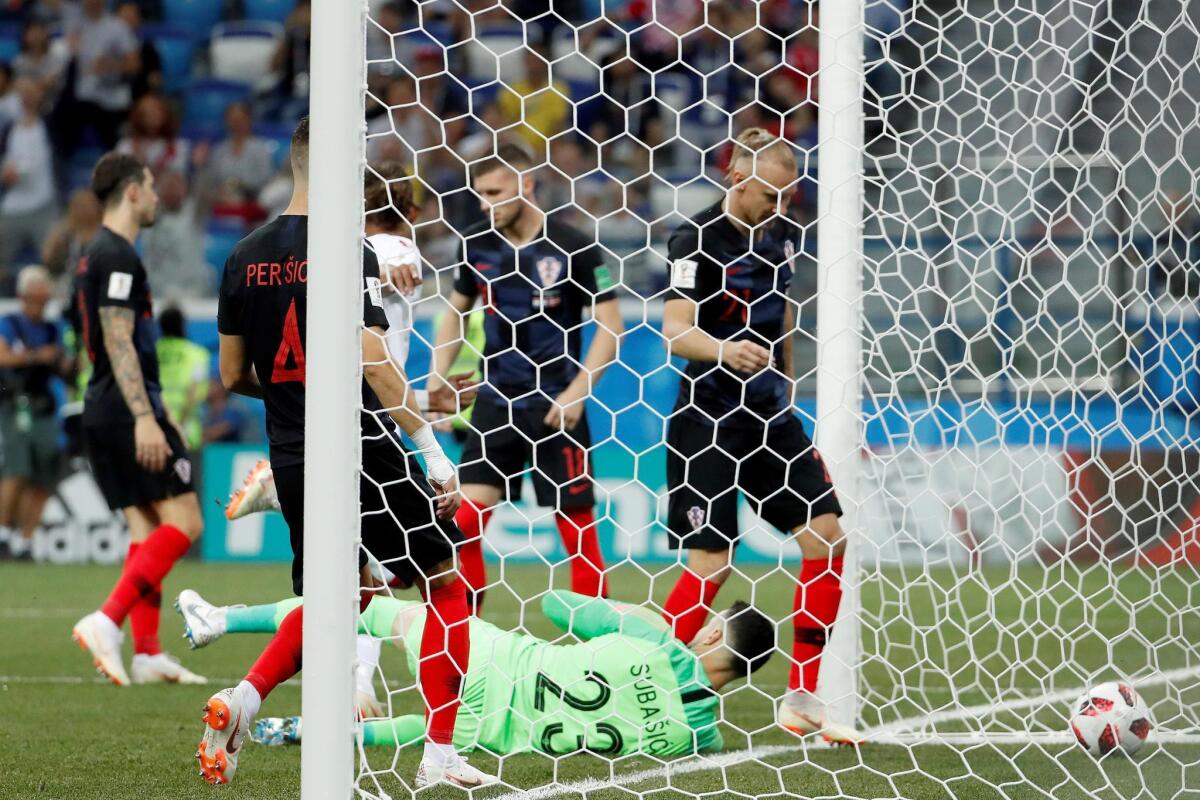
[1069,681,1153,757]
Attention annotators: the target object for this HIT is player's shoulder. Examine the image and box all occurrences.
[459,218,494,242]
[668,203,722,256]
[85,227,139,270]
[367,232,418,263]
[227,216,294,263]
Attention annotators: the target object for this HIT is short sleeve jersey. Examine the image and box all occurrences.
[452,213,616,400]
[367,232,419,368]
[667,202,801,426]
[76,227,164,426]
[216,215,391,468]
[0,312,60,407]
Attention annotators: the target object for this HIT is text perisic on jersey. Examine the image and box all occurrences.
[245,259,308,287]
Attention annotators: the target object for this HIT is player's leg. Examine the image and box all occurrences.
[74,421,203,685]
[531,407,607,597]
[251,714,427,748]
[195,462,305,785]
[662,414,742,641]
[750,417,861,744]
[454,393,521,613]
[362,445,496,788]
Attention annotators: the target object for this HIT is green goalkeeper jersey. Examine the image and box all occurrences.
[394,592,723,757]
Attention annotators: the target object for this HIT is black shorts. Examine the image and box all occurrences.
[458,392,594,509]
[275,442,461,595]
[83,418,195,511]
[666,412,842,550]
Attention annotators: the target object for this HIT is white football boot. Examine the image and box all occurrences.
[197,686,255,785]
[225,459,280,520]
[778,693,866,746]
[72,611,130,687]
[176,589,231,649]
[131,652,208,685]
[415,754,500,790]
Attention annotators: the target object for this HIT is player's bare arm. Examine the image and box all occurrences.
[99,305,169,472]
[218,333,263,399]
[362,326,460,519]
[544,297,623,430]
[430,290,475,390]
[662,297,771,374]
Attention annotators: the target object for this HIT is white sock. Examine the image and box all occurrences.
[0,526,11,544]
[422,741,458,767]
[8,535,29,555]
[236,680,263,720]
[355,635,382,691]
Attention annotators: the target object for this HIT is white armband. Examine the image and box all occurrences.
[411,423,454,486]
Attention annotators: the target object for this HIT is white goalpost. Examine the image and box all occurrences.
[296,0,1200,797]
[302,1,366,797]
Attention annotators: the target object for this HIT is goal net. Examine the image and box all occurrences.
[325,0,1200,797]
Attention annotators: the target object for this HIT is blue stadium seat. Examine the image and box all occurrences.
[0,24,19,63]
[243,0,297,24]
[204,221,247,276]
[184,79,252,140]
[254,121,294,168]
[162,0,224,31]
[143,24,194,95]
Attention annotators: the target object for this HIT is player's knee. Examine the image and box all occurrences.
[795,513,845,558]
[156,495,203,540]
[687,548,733,582]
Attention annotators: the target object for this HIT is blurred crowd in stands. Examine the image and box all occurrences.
[0,0,884,303]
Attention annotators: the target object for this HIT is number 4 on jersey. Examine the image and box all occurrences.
[272,299,306,384]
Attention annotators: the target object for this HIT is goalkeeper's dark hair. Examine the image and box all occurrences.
[365,161,416,231]
[470,141,537,181]
[91,152,146,208]
[723,601,775,679]
[291,115,310,176]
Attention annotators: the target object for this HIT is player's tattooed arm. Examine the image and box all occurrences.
[99,305,153,417]
[782,301,796,381]
[100,306,171,471]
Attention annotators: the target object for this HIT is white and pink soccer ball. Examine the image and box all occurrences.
[1069,681,1153,757]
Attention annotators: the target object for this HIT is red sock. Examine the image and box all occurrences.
[662,569,723,643]
[419,578,470,745]
[245,605,304,700]
[100,525,190,627]
[125,543,162,656]
[790,556,844,693]
[454,498,491,614]
[556,507,607,597]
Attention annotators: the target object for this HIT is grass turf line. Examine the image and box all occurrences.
[0,561,1196,799]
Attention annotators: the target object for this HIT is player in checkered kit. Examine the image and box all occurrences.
[659,128,864,745]
[431,143,624,611]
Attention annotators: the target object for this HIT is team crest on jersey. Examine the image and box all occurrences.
[537,256,563,286]
[173,458,192,484]
[783,240,796,275]
[687,506,706,531]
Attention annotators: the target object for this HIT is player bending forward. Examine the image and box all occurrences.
[431,143,624,611]
[71,153,205,687]
[661,128,864,745]
[201,118,495,789]
[178,589,773,757]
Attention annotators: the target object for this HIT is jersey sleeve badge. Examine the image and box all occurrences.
[671,259,699,290]
[365,277,384,308]
[107,272,134,301]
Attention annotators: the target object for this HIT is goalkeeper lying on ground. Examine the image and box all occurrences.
[176,589,774,756]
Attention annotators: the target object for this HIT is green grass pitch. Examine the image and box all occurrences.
[1,560,1197,799]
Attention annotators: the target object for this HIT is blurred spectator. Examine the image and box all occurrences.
[0,63,18,124]
[115,0,162,100]
[141,170,210,298]
[0,77,56,282]
[0,266,67,562]
[367,76,434,165]
[497,47,570,156]
[270,0,312,119]
[28,0,82,28]
[202,378,250,444]
[116,92,189,174]
[41,187,100,280]
[195,101,274,222]
[58,0,140,152]
[156,306,210,449]
[12,19,67,110]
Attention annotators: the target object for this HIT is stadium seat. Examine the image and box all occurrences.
[243,0,297,24]
[0,25,18,63]
[143,24,195,95]
[254,120,294,168]
[162,0,224,31]
[184,79,252,140]
[210,21,283,91]
[204,220,248,276]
